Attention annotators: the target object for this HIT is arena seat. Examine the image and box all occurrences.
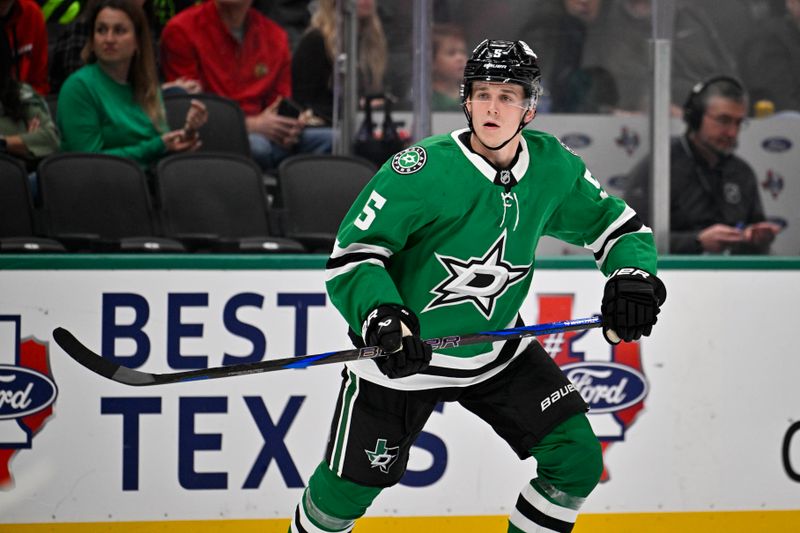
[278,154,376,253]
[37,153,185,253]
[154,152,305,253]
[0,154,65,253]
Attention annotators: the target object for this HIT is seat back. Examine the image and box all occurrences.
[155,153,272,239]
[278,154,376,238]
[0,154,36,237]
[163,93,250,157]
[38,153,160,239]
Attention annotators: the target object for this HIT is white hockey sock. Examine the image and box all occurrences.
[508,479,583,532]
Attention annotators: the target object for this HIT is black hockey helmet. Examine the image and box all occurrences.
[460,39,542,106]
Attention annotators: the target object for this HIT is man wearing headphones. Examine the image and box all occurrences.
[625,76,782,254]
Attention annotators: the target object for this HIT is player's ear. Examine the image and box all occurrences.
[524,106,536,124]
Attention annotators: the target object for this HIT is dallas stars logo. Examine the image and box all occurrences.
[365,438,399,473]
[423,230,531,319]
[391,146,427,174]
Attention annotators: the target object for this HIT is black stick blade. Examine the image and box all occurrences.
[52,327,156,386]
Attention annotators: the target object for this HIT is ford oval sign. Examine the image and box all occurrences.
[0,365,58,420]
[560,133,592,149]
[762,137,792,153]
[561,362,648,414]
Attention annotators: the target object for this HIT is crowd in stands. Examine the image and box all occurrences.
[1,0,798,254]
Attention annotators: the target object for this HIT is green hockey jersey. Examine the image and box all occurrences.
[326,128,657,390]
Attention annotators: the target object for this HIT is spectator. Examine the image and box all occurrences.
[38,0,81,56]
[252,0,311,50]
[48,0,96,94]
[50,0,201,95]
[160,0,332,171]
[292,0,387,125]
[1,0,49,94]
[1,29,58,201]
[625,76,782,254]
[692,0,785,60]
[430,22,467,111]
[741,0,800,112]
[582,0,739,113]
[148,0,197,38]
[58,0,207,169]
[517,0,612,113]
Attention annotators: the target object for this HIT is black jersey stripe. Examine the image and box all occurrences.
[326,252,390,270]
[593,214,644,263]
[515,493,575,532]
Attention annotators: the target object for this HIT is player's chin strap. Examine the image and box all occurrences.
[462,105,534,151]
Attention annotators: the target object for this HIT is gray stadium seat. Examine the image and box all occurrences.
[154,152,305,253]
[278,154,376,253]
[0,154,65,253]
[37,153,185,253]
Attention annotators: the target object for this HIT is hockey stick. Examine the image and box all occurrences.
[52,315,601,387]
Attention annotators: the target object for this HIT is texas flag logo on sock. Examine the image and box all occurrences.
[0,316,58,490]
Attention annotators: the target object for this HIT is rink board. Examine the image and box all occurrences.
[4,511,800,532]
[0,256,799,531]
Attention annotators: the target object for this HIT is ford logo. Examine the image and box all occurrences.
[561,362,647,413]
[607,174,629,190]
[762,137,792,153]
[560,133,592,149]
[0,365,58,419]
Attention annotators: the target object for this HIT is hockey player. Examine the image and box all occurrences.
[289,39,666,533]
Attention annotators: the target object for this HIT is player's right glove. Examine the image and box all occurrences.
[362,304,432,379]
[601,267,666,344]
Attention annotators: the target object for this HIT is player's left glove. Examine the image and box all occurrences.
[362,304,432,379]
[601,267,666,344]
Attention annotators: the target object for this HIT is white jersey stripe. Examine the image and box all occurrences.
[326,241,393,282]
[331,373,360,477]
[585,204,637,253]
[325,258,387,282]
[329,240,393,260]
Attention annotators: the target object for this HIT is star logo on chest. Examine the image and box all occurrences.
[423,230,531,319]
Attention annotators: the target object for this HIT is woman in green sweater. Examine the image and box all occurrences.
[57,0,206,168]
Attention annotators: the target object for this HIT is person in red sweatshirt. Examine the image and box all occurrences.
[160,0,332,171]
[1,0,49,95]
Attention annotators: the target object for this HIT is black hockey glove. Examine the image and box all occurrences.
[363,304,432,379]
[601,267,667,344]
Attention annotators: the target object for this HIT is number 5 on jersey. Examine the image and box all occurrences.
[354,191,387,230]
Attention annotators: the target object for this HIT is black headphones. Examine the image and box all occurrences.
[683,75,744,131]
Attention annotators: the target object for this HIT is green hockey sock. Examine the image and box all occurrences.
[508,414,603,532]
